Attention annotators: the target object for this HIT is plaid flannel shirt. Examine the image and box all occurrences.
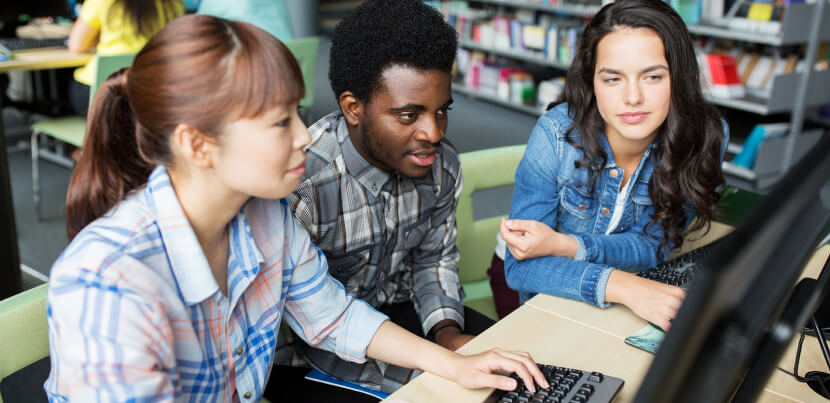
[45,166,387,402]
[281,112,465,392]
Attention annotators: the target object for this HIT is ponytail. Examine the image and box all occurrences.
[65,69,153,241]
[65,15,306,240]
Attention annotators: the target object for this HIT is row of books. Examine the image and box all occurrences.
[456,48,566,110]
[448,12,584,64]
[701,49,829,99]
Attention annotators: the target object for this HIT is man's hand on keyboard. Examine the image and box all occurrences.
[606,270,686,331]
[451,348,550,393]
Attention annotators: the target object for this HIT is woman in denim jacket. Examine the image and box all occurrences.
[493,0,728,330]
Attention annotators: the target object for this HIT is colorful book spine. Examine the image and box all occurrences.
[706,53,746,98]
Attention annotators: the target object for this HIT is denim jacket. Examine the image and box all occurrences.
[504,103,728,308]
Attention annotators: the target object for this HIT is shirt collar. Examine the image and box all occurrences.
[144,166,264,306]
[336,115,392,197]
[597,132,657,169]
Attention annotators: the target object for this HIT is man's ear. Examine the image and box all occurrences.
[338,91,362,126]
[171,123,217,169]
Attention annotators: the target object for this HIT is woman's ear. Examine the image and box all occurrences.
[171,123,217,169]
[338,91,362,126]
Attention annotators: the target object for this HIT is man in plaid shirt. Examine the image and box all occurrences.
[273,0,496,396]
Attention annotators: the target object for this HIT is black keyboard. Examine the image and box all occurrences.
[636,242,718,289]
[484,364,624,403]
[0,37,67,52]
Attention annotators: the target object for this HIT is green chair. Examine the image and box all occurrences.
[456,145,526,321]
[0,284,49,403]
[283,36,319,121]
[30,53,136,219]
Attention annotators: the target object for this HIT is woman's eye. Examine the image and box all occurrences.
[274,118,290,127]
[645,75,664,81]
[604,77,620,84]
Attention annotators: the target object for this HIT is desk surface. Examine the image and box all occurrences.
[0,48,92,73]
[385,223,830,403]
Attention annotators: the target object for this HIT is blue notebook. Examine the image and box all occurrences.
[304,369,390,400]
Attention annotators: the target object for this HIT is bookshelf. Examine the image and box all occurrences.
[444,0,830,191]
[468,0,600,17]
[452,83,540,115]
[459,39,570,70]
[458,40,830,116]
[686,3,830,46]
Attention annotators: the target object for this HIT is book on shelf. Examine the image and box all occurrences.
[731,122,790,169]
[498,66,525,100]
[537,77,566,109]
[725,0,783,35]
[671,0,702,24]
[444,6,585,65]
[703,53,746,98]
[523,25,547,51]
[545,24,559,61]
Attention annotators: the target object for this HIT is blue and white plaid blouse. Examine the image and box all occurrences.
[44,166,387,402]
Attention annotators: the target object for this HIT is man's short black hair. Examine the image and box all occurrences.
[329,0,458,103]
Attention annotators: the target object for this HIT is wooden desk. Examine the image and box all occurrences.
[0,47,92,298]
[384,223,830,402]
[0,48,92,74]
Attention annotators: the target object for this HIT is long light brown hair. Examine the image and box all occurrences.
[66,15,305,240]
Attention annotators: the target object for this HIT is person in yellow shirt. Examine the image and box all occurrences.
[67,0,183,116]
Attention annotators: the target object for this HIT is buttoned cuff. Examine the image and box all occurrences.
[335,300,389,364]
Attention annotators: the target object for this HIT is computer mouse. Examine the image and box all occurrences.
[805,371,830,399]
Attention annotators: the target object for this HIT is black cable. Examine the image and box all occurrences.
[778,319,830,398]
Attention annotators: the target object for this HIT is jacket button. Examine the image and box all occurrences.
[578,204,586,211]
[610,169,619,178]
[244,391,252,399]
[236,347,243,355]
[601,208,610,216]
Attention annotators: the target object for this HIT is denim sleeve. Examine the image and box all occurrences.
[503,116,614,308]
[573,120,731,270]
[571,206,664,271]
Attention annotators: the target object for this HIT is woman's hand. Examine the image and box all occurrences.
[500,219,578,260]
[450,348,549,393]
[366,322,547,393]
[605,270,686,331]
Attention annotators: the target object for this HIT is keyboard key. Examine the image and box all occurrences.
[484,364,624,403]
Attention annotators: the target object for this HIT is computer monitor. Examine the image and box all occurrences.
[634,131,830,403]
[0,0,72,37]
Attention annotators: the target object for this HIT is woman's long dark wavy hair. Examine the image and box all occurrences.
[560,0,725,258]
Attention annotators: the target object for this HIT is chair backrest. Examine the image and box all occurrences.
[283,36,319,111]
[88,53,138,105]
[456,145,526,298]
[0,284,49,403]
